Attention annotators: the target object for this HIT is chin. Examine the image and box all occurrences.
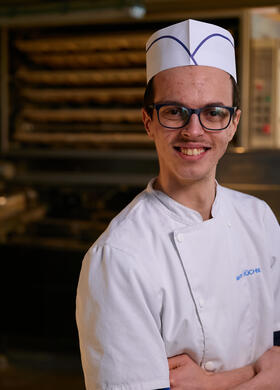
[176,168,214,183]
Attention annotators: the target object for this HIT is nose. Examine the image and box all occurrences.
[181,112,204,138]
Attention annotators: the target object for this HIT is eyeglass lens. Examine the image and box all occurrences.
[158,105,232,130]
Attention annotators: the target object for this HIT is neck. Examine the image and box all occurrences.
[154,175,216,221]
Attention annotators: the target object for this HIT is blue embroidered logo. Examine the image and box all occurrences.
[236,268,261,281]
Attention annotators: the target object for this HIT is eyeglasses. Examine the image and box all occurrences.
[148,103,237,131]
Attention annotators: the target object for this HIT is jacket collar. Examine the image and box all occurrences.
[146,177,221,225]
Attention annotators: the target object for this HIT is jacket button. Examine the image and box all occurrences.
[198,298,204,308]
[176,233,183,242]
[204,361,215,371]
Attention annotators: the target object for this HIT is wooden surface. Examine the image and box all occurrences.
[20,88,145,104]
[20,107,142,123]
[29,51,146,68]
[15,33,149,52]
[16,68,146,85]
[16,122,145,133]
[14,132,152,145]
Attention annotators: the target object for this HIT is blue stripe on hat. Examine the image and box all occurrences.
[146,33,234,66]
[192,33,234,57]
[146,35,197,65]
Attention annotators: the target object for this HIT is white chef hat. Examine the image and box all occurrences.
[146,19,236,83]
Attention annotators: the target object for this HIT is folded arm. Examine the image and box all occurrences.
[231,346,280,390]
[168,346,280,390]
[168,354,254,390]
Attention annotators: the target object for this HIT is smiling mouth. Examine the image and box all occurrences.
[174,147,210,156]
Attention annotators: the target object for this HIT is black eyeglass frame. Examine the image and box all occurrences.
[147,103,238,131]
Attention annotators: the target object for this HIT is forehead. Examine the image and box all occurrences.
[153,65,232,105]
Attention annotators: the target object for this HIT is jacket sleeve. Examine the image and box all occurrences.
[76,244,170,390]
[263,204,280,332]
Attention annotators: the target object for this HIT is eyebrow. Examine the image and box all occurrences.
[155,100,227,107]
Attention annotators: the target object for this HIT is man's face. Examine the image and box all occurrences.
[142,65,241,186]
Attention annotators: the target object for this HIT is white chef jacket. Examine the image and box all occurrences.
[76,179,280,390]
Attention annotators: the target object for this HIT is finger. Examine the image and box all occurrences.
[168,354,191,370]
[169,366,185,389]
[169,374,175,388]
[169,369,178,388]
[168,355,185,370]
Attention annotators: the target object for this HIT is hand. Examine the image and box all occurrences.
[254,346,280,375]
[253,346,280,390]
[231,347,280,390]
[168,354,211,390]
[168,354,255,390]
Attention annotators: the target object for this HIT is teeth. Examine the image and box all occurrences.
[180,148,205,156]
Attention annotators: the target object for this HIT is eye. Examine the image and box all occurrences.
[203,107,228,119]
[162,106,183,117]
[170,108,180,115]
[209,110,218,116]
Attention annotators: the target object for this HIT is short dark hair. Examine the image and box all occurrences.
[143,73,240,118]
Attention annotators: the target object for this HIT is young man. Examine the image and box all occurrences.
[76,19,280,390]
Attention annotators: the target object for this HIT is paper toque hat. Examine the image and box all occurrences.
[146,19,236,83]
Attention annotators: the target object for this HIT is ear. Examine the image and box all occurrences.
[228,108,241,141]
[142,108,154,139]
